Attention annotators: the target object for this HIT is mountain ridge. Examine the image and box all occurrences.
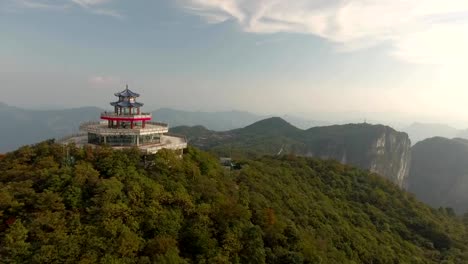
[171,117,412,187]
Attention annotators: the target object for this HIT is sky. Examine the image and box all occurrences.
[2,0,468,126]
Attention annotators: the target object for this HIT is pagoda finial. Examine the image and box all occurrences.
[126,84,128,90]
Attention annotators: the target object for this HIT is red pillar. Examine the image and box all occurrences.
[131,121,134,129]
[142,120,146,128]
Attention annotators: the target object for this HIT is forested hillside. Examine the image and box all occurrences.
[1,142,467,263]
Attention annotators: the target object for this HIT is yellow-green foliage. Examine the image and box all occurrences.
[0,141,467,263]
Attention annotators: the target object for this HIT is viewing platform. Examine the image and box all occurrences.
[101,112,152,121]
[113,134,188,155]
[58,133,187,155]
[80,121,169,136]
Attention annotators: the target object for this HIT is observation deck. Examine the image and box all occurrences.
[80,121,169,136]
[111,134,188,155]
[100,112,152,121]
[57,132,187,155]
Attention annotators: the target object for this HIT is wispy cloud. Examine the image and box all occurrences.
[71,0,123,18]
[88,75,120,87]
[71,0,112,7]
[13,0,70,10]
[10,0,122,18]
[182,0,468,66]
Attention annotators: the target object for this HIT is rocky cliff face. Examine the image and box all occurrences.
[369,128,412,187]
[299,124,412,188]
[172,118,412,188]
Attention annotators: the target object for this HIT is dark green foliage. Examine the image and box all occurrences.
[0,141,467,263]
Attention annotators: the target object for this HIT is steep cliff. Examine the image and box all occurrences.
[171,118,412,187]
[302,124,412,187]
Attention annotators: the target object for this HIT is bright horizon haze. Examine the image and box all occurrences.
[2,0,468,127]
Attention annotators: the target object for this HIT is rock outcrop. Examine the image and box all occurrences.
[302,124,412,188]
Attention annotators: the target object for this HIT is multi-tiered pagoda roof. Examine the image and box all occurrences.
[111,86,144,108]
[114,87,140,97]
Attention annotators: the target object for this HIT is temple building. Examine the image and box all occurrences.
[60,85,187,154]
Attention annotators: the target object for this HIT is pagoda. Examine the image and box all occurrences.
[104,85,149,130]
[62,85,187,154]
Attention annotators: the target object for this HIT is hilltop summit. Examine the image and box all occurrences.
[241,117,300,135]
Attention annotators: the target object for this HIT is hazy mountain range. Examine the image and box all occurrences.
[153,108,329,130]
[0,103,327,152]
[2,101,468,147]
[3,102,468,152]
[401,123,468,144]
[0,103,100,153]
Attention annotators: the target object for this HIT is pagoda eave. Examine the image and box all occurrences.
[110,102,144,107]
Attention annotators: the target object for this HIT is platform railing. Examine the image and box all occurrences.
[165,133,188,143]
[101,112,152,118]
[79,121,101,131]
[146,121,169,127]
[56,132,87,143]
[80,121,169,135]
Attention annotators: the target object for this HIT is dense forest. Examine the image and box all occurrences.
[1,141,468,263]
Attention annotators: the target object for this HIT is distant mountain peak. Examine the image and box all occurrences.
[245,117,297,129]
[240,117,301,135]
